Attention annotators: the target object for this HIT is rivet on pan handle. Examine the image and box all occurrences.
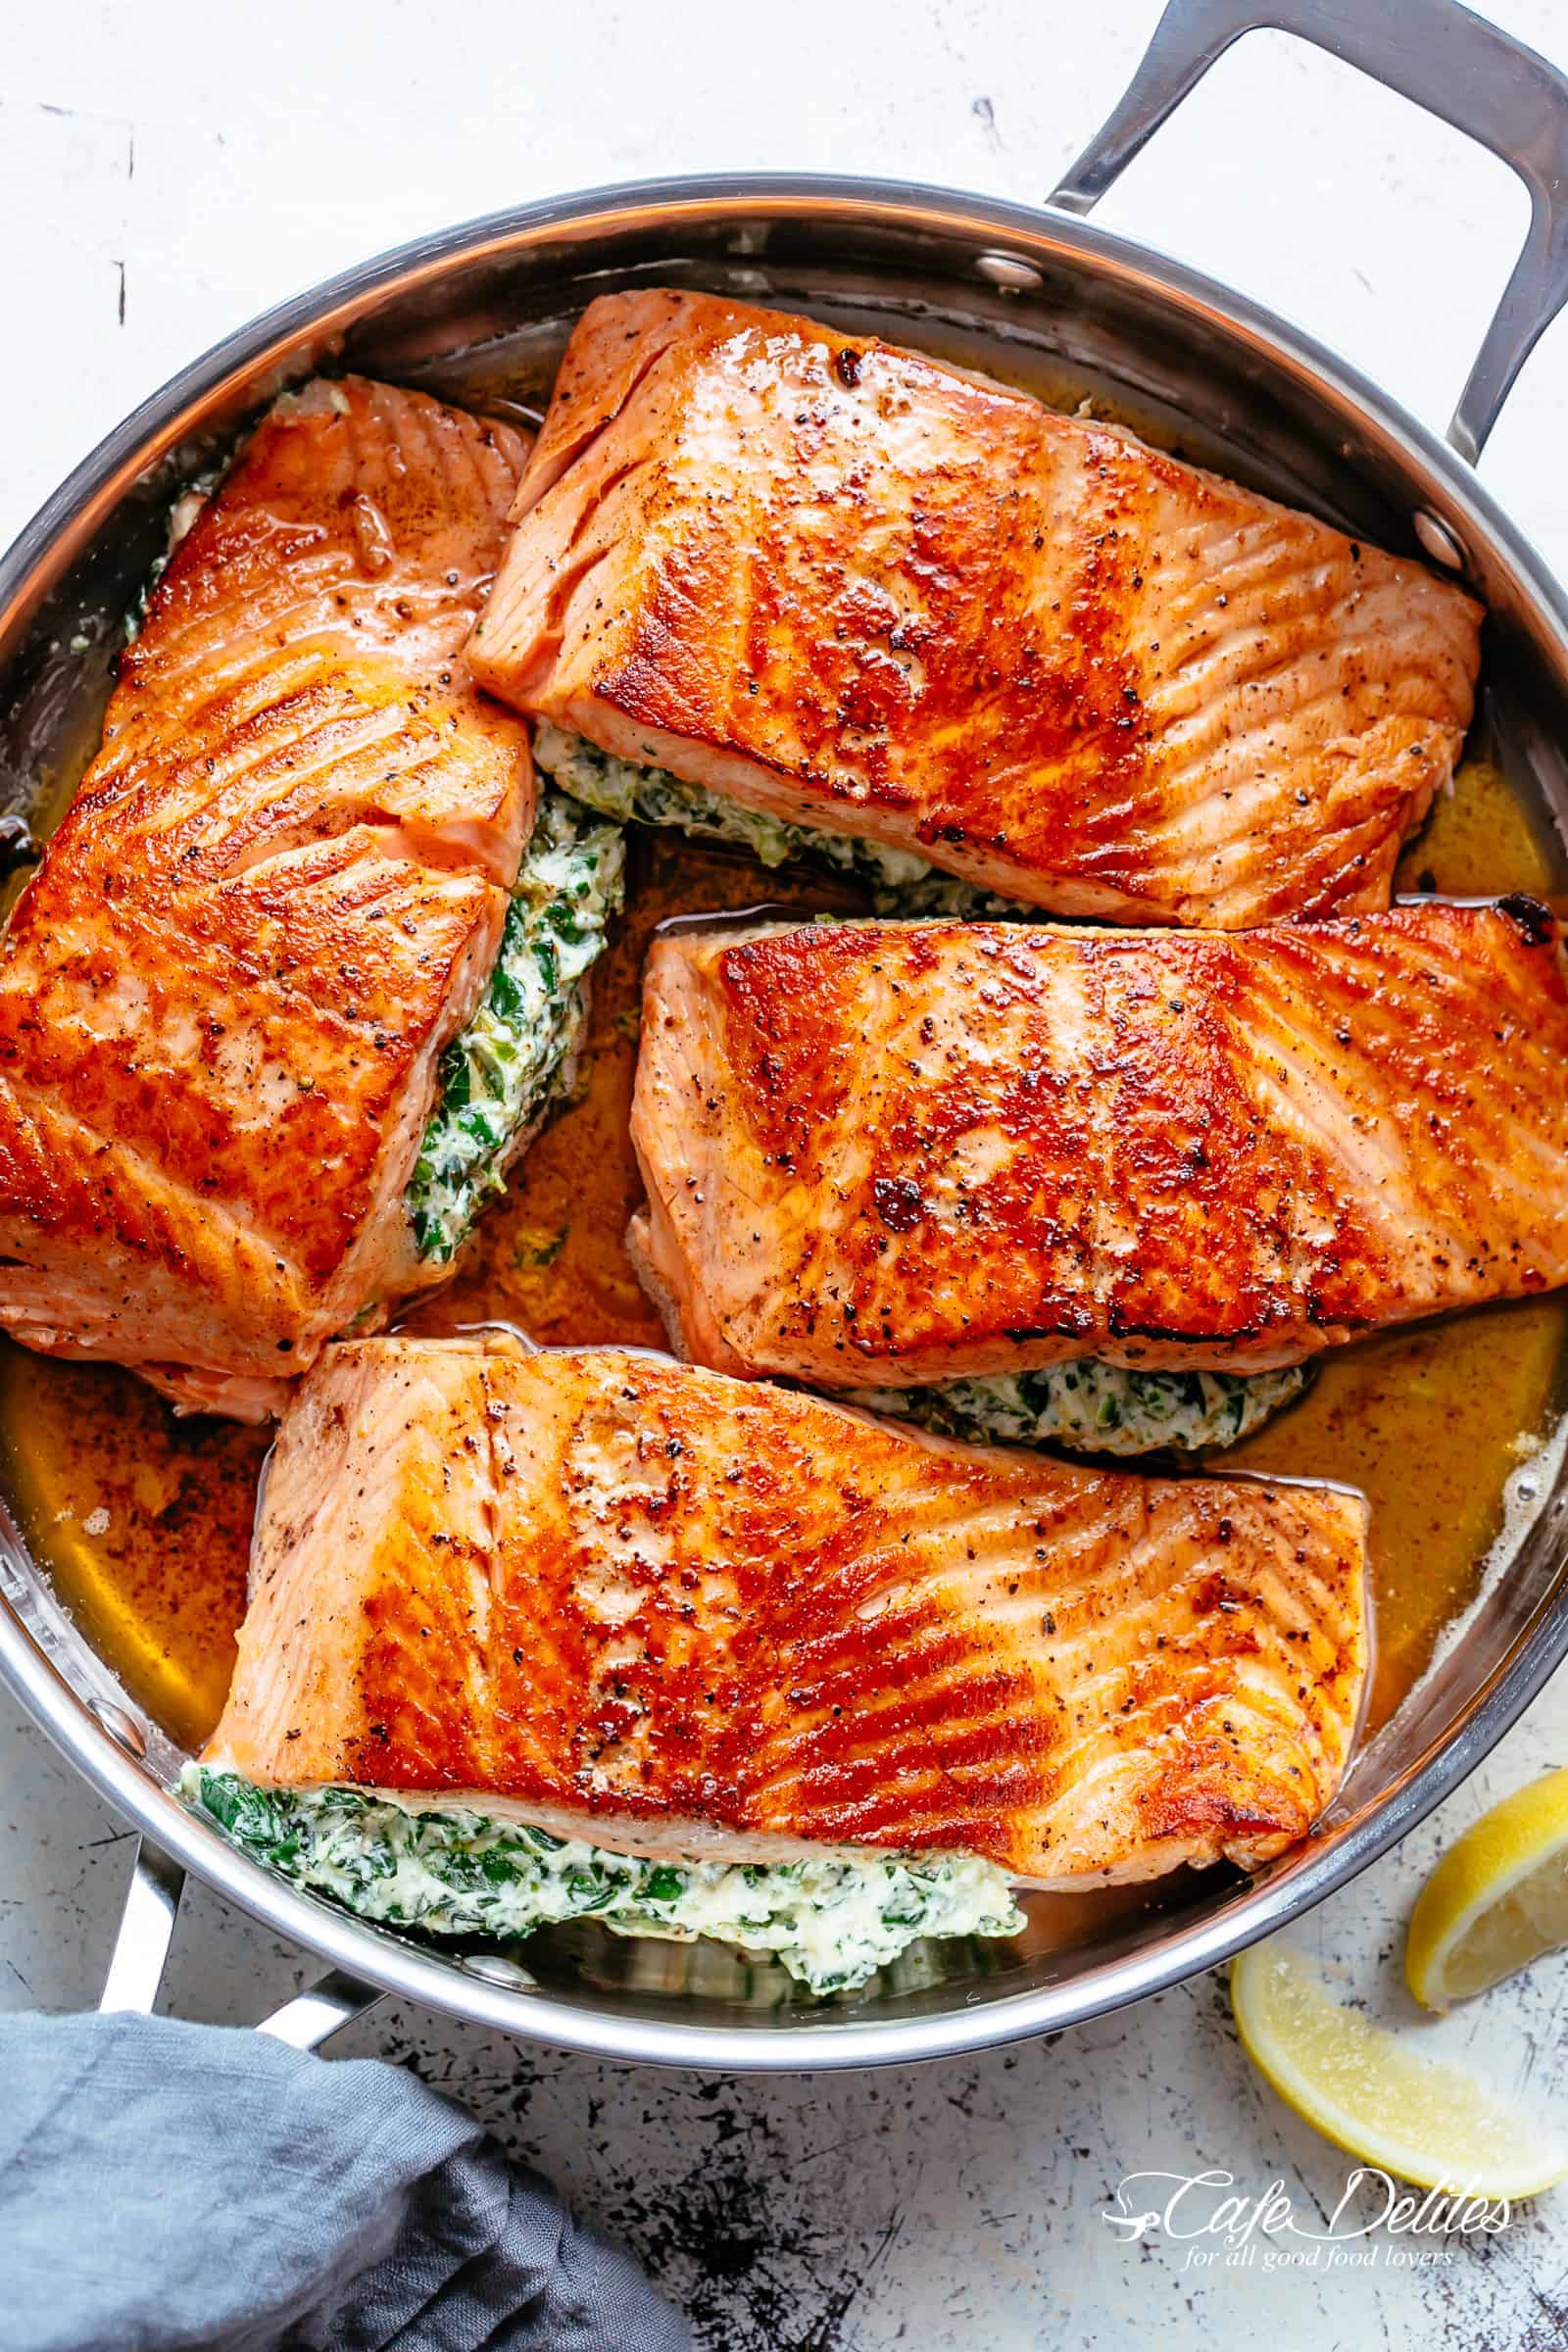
[100,1836,385,2051]
[1051,0,1568,462]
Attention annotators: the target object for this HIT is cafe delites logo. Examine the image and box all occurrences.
[1102,2166,1512,2272]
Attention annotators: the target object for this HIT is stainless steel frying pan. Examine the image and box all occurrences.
[4,0,1568,2071]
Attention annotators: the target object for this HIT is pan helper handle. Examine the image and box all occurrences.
[98,1832,385,2048]
[1051,0,1568,462]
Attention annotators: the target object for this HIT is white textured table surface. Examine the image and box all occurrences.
[5,5,1568,2346]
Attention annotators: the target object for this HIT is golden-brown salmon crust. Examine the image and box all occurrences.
[468,289,1480,927]
[0,378,535,1418]
[628,900,1568,1387]
[206,1338,1370,1886]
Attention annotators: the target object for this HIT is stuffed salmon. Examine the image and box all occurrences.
[628,902,1568,1421]
[468,289,1481,927]
[188,1336,1370,1993]
[0,377,622,1421]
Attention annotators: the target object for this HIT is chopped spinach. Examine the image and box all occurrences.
[852,1361,1309,1457]
[180,1767,1022,1997]
[407,790,624,1261]
[532,722,1024,918]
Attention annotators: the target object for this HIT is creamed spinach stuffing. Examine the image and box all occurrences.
[407,790,625,1261]
[533,721,1021,918]
[181,1769,1022,1997]
[854,1361,1309,1457]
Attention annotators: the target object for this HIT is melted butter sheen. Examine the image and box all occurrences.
[0,765,1563,1760]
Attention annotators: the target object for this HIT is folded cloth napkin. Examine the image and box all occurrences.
[1,2011,689,2352]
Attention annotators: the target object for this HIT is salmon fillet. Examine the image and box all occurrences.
[629,899,1568,1387]
[467,289,1481,928]
[0,377,535,1419]
[206,1336,1370,1886]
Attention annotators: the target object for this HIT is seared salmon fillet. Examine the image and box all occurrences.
[467,289,1481,927]
[206,1336,1370,1886]
[0,377,535,1419]
[629,900,1568,1387]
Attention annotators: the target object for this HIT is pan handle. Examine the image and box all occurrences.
[99,1835,386,2052]
[1051,0,1568,462]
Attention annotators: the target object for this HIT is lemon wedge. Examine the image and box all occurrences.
[1230,1940,1568,2199]
[1406,1766,1568,2011]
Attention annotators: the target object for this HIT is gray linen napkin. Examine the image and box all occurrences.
[1,2011,689,2352]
